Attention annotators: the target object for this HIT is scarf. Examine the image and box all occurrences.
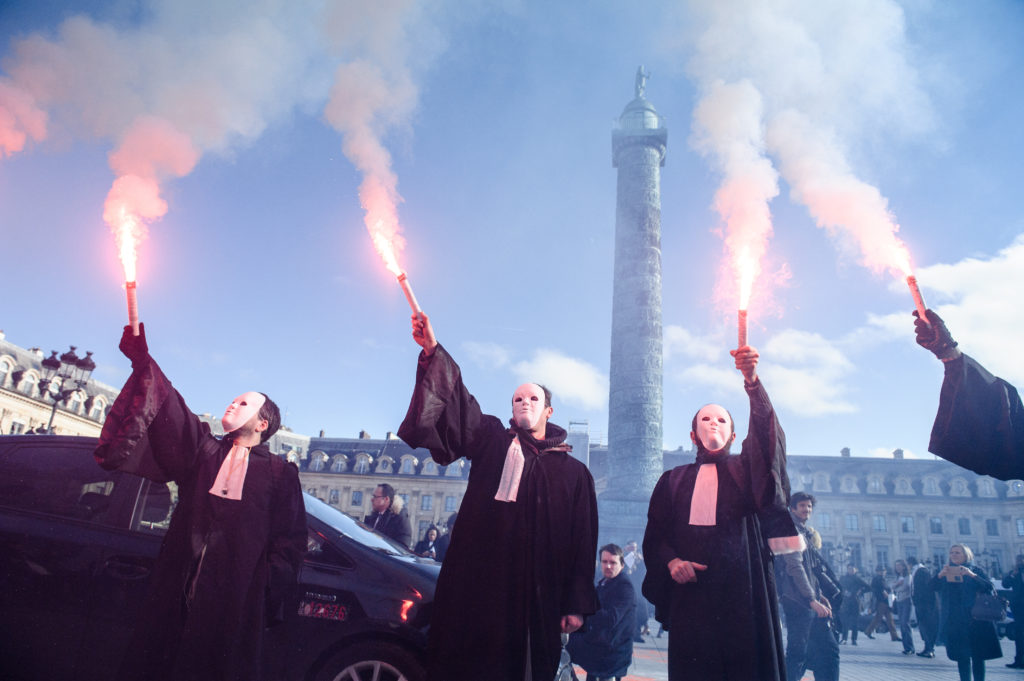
[494,422,571,503]
[209,442,251,500]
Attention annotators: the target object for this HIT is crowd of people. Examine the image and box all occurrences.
[88,305,1024,681]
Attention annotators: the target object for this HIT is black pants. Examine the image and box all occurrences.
[783,601,839,681]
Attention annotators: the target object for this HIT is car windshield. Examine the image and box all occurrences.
[303,492,412,556]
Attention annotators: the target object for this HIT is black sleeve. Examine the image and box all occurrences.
[562,465,599,617]
[397,344,501,465]
[929,354,1024,480]
[265,460,307,625]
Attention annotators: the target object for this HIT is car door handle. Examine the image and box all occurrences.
[104,556,152,581]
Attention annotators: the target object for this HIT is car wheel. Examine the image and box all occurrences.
[314,641,425,681]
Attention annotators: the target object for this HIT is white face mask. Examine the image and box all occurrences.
[221,391,266,434]
[693,404,733,453]
[511,383,551,430]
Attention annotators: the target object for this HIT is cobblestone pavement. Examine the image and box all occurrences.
[576,620,1024,681]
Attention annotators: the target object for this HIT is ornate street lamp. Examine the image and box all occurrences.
[38,346,96,433]
[829,543,852,572]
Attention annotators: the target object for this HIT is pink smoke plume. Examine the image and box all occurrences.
[683,0,933,295]
[767,110,914,277]
[324,59,417,277]
[0,80,47,157]
[103,117,199,282]
[691,79,781,318]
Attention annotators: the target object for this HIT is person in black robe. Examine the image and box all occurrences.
[915,309,1024,480]
[94,324,307,681]
[642,345,796,681]
[397,312,598,681]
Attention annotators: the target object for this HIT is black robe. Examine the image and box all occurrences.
[642,379,790,681]
[397,345,599,681]
[930,354,1024,480]
[94,359,307,681]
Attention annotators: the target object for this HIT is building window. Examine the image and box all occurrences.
[901,516,915,533]
[868,477,882,494]
[986,519,999,536]
[309,456,325,472]
[951,478,970,497]
[842,476,858,493]
[1017,519,1024,537]
[813,473,830,492]
[423,460,437,475]
[445,495,457,512]
[818,513,831,530]
[924,478,940,495]
[876,547,889,567]
[0,358,12,387]
[399,494,408,506]
[421,495,433,511]
[896,478,913,495]
[401,457,415,474]
[958,518,971,535]
[845,514,859,531]
[351,490,364,506]
[355,456,370,474]
[849,542,862,569]
[377,458,392,473]
[979,479,996,497]
[9,421,26,434]
[331,457,347,473]
[930,517,943,534]
[329,489,340,505]
[66,391,83,414]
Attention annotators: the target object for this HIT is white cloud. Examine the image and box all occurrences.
[511,349,608,411]
[664,324,722,362]
[461,341,510,369]
[760,329,857,416]
[911,234,1024,385]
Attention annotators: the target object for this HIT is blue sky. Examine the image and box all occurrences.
[2,0,1023,459]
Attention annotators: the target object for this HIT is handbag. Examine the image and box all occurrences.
[971,592,1008,622]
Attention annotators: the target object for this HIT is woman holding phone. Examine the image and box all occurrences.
[933,544,1001,681]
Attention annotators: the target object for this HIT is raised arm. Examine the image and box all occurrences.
[397,311,498,464]
[95,324,210,482]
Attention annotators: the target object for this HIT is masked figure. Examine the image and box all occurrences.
[642,346,797,681]
[94,324,306,681]
[398,312,598,681]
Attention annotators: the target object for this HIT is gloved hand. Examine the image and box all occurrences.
[119,322,150,369]
[914,309,960,361]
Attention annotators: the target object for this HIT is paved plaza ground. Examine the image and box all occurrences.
[577,619,1024,681]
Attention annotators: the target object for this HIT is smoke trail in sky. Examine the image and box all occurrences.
[683,0,936,281]
[690,78,779,313]
[321,0,445,276]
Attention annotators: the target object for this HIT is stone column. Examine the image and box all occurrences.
[600,80,667,549]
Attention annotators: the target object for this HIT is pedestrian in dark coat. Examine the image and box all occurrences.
[910,558,939,657]
[414,526,439,558]
[568,544,637,680]
[642,345,798,681]
[364,482,412,548]
[94,325,307,681]
[397,312,598,681]
[838,565,870,644]
[1002,555,1024,668]
[934,543,1002,681]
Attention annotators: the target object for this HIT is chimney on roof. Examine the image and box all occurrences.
[893,448,904,460]
[840,447,851,457]
[387,431,397,440]
[359,430,371,439]
[319,429,325,438]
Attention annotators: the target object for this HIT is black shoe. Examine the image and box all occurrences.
[865,633,875,640]
[851,641,858,646]
[902,650,915,655]
[893,637,902,642]
[917,651,934,658]
[1007,662,1024,669]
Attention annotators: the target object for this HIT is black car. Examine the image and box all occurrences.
[0,435,439,681]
